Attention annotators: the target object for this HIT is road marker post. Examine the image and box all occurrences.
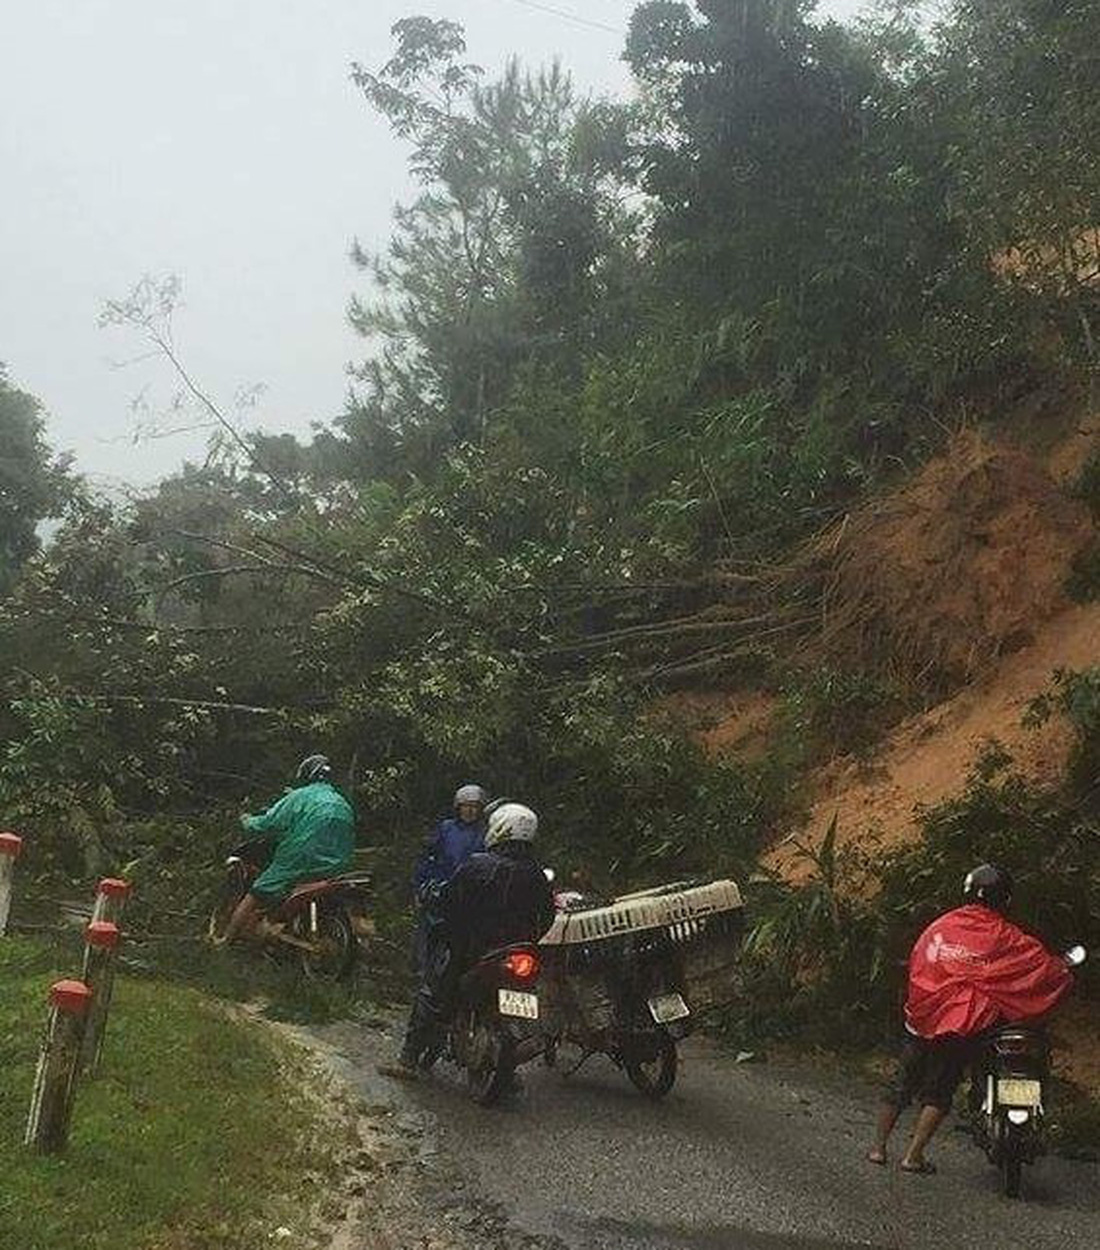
[80,921,122,1075]
[0,832,23,936]
[91,877,131,925]
[25,980,93,1154]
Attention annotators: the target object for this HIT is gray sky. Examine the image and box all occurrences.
[1,0,868,491]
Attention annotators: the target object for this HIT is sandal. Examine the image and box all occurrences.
[900,1159,937,1175]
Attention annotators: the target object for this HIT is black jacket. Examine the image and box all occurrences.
[439,841,555,960]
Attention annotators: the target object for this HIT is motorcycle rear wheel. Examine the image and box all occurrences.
[296,904,357,982]
[461,1013,515,1106]
[1002,1154,1023,1199]
[624,1031,678,1098]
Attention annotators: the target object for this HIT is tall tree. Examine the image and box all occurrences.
[347,18,635,467]
[0,369,66,592]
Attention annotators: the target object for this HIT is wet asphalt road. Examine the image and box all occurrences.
[319,1023,1100,1250]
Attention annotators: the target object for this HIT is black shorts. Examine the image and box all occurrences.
[885,1033,977,1112]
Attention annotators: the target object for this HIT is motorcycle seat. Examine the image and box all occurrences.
[283,879,335,906]
[481,942,539,963]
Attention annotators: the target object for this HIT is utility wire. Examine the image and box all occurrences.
[489,0,626,36]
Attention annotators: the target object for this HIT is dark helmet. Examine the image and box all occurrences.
[963,863,1013,911]
[295,754,333,785]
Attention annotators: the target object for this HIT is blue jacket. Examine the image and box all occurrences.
[413,817,486,898]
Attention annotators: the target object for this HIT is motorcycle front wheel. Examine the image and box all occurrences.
[623,1030,678,1099]
[295,904,357,981]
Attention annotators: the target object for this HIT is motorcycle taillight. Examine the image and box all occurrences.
[503,950,540,981]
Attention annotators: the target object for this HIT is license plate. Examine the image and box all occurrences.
[498,989,539,1020]
[648,992,690,1024]
[997,1078,1042,1107]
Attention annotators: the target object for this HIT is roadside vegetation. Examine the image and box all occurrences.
[730,666,1100,1055]
[0,937,335,1250]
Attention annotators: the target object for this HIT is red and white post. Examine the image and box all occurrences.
[80,920,122,1075]
[91,877,131,926]
[0,832,23,936]
[25,979,93,1153]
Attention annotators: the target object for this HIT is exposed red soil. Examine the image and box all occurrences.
[765,415,1100,877]
[811,430,1095,688]
[766,601,1100,879]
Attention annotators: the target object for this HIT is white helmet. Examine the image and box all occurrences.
[485,802,538,848]
[453,784,487,808]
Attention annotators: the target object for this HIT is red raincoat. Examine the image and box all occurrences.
[905,904,1072,1039]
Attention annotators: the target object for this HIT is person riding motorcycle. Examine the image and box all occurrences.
[395,801,555,1074]
[869,864,1074,1174]
[217,754,355,945]
[410,784,488,973]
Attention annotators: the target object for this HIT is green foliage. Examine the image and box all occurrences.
[1075,452,1100,519]
[727,820,889,1046]
[1024,666,1100,792]
[347,19,637,461]
[0,940,332,1250]
[776,667,905,763]
[7,1,1100,962]
[1066,541,1100,602]
[0,369,69,592]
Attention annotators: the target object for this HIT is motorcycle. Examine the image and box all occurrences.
[972,944,1087,1198]
[207,837,372,981]
[543,924,690,1098]
[538,879,745,1100]
[429,942,545,1105]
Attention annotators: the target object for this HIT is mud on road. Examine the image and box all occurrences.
[307,1020,1100,1250]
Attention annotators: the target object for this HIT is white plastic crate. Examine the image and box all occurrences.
[541,878,743,946]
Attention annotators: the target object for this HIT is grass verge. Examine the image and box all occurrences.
[0,936,337,1250]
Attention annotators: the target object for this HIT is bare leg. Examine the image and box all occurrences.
[869,1102,901,1163]
[221,893,262,944]
[901,1105,947,1171]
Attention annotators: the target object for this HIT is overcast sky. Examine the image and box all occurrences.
[2,0,868,491]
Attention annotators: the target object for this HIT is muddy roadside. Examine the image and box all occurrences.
[266,1012,564,1250]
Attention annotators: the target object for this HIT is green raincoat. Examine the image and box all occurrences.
[242,781,355,903]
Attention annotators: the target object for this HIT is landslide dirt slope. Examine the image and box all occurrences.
[675,409,1100,878]
[768,599,1100,878]
[772,413,1100,877]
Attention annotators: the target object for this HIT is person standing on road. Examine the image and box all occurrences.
[869,864,1074,1174]
[411,784,488,973]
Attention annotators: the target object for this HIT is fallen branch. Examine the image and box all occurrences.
[538,610,812,658]
[65,617,314,636]
[154,563,339,598]
[0,694,296,716]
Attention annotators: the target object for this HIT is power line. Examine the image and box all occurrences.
[490,0,627,36]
